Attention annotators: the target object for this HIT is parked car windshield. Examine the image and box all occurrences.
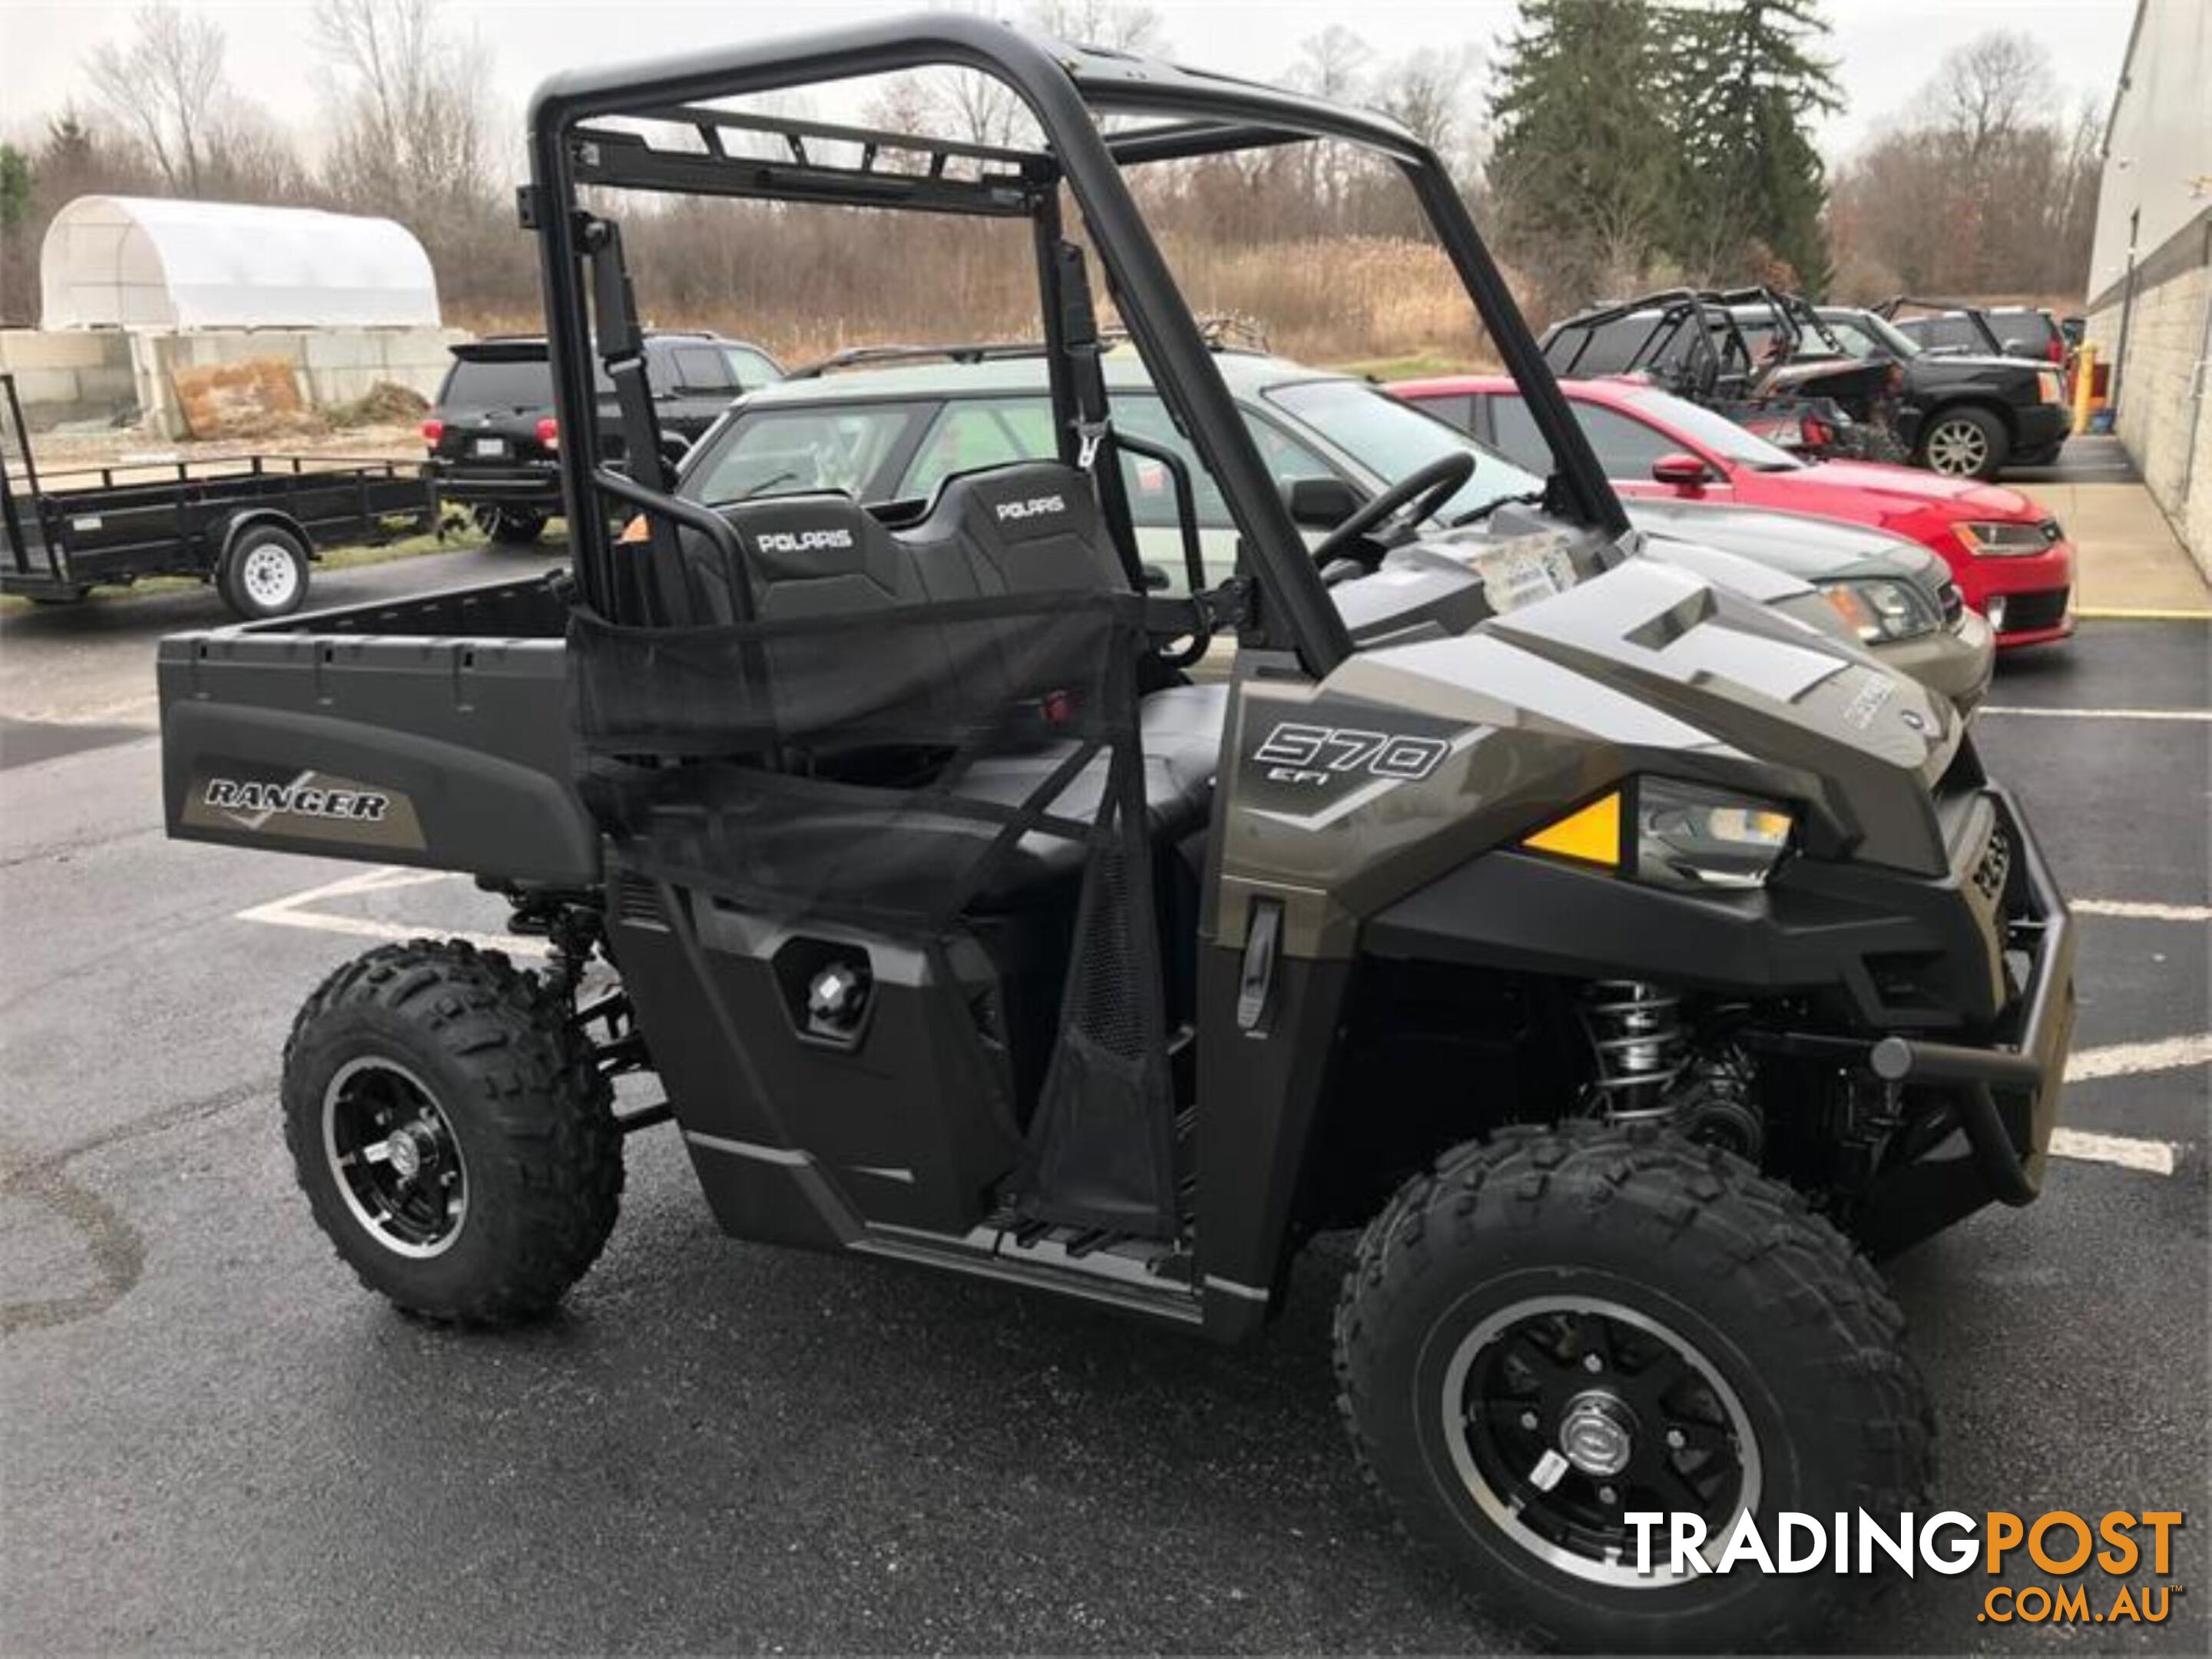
[1264,379,1545,519]
[1830,311,1922,360]
[1614,386,1804,471]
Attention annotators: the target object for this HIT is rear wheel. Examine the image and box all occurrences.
[217,524,310,620]
[472,505,548,545]
[1918,406,2008,480]
[1335,1124,1932,1652]
[281,940,623,1326]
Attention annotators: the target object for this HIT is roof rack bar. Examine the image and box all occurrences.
[1105,120,1306,166]
[624,102,1046,169]
[571,125,1036,216]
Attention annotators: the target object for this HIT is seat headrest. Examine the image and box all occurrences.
[919,463,1127,596]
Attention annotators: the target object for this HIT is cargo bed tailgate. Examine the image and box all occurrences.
[158,581,598,886]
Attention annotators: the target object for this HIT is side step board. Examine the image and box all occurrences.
[852,1220,1205,1326]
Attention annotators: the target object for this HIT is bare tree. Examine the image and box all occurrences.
[1936,31,2052,164]
[83,3,228,194]
[1029,0,1165,52]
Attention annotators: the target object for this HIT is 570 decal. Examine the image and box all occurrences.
[1251,721,1451,786]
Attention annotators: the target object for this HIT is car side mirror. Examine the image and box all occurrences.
[1650,452,1712,488]
[1285,475,1361,530]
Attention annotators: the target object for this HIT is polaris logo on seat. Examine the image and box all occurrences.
[994,495,1065,522]
[754,528,854,554]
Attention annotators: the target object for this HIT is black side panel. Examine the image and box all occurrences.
[605,859,1025,1246]
[1193,935,1353,1340]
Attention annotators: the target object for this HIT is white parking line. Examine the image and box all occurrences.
[2073,899,2212,922]
[1979,706,2212,721]
[233,865,547,959]
[2065,1033,2212,1084]
[2049,1128,2179,1175]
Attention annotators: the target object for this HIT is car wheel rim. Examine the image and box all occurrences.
[1440,1294,1762,1589]
[1926,421,1988,475]
[321,1057,469,1258]
[240,543,300,608]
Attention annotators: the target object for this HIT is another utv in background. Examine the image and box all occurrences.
[1816,305,2068,481]
[425,332,783,541]
[1538,287,1903,462]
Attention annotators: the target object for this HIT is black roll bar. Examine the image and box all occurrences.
[527,10,1628,668]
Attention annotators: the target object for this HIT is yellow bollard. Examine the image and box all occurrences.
[2071,340,2098,435]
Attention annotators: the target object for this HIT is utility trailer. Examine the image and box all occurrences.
[1,373,436,620]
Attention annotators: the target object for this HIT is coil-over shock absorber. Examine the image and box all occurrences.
[1577,981,1687,1123]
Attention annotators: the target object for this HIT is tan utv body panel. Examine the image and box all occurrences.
[1211,557,1959,960]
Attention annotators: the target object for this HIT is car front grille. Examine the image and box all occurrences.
[2000,588,2071,633]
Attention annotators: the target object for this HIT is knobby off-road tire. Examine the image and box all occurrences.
[282,940,622,1326]
[1334,1123,1932,1653]
[474,505,548,545]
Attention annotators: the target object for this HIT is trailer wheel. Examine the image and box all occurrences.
[217,523,311,619]
[1334,1123,1932,1652]
[472,505,548,545]
[281,939,623,1326]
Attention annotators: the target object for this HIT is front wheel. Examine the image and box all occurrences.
[1334,1124,1932,1652]
[281,940,623,1326]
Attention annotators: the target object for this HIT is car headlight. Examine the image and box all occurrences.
[2037,369,2064,404]
[1954,519,2055,557]
[1520,779,1796,891]
[1817,577,1940,643]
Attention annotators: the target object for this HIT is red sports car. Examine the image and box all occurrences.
[1394,373,2075,647]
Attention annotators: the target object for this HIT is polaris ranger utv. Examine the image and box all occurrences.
[157,16,2075,1650]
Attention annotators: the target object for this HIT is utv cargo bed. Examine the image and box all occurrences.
[157,575,598,886]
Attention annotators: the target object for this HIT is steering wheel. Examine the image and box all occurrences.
[1308,451,1476,571]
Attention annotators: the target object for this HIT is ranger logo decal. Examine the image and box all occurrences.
[181,763,426,850]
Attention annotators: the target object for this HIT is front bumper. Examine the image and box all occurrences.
[1757,784,2076,1251]
[2014,401,2071,455]
[1955,538,2075,647]
[1875,609,1995,715]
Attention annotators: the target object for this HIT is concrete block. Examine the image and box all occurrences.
[304,332,377,371]
[0,329,129,372]
[7,367,81,405]
[75,366,138,404]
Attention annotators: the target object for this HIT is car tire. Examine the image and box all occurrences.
[1335,1122,1932,1653]
[281,939,624,1326]
[217,523,311,620]
[1918,406,2008,481]
[473,505,549,545]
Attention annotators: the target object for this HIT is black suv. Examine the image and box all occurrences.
[425,332,783,541]
[1816,305,2068,480]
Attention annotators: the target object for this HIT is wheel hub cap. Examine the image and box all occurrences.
[384,1128,428,1181]
[1558,1389,1635,1477]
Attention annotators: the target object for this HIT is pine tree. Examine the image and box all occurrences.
[1487,0,1683,315]
[1666,0,1840,293]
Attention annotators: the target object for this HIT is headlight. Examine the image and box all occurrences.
[2037,369,2064,404]
[1635,779,1795,890]
[1954,519,2055,557]
[1817,576,1940,643]
[1520,780,1796,891]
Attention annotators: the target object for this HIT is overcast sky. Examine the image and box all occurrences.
[0,0,2134,162]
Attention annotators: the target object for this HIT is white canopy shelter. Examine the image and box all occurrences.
[40,196,442,330]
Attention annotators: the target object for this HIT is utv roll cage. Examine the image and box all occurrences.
[1540,288,1761,402]
[525,13,1624,676]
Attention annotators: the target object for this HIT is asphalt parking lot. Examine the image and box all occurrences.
[1,552,2205,1654]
